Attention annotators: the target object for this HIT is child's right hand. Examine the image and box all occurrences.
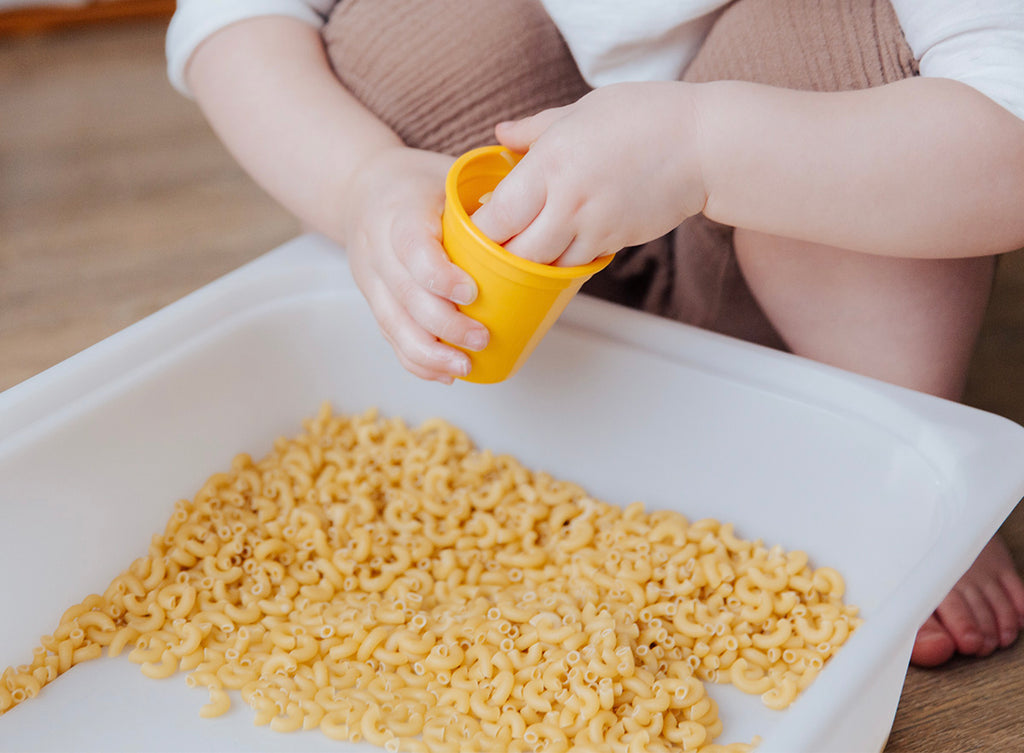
[340,146,489,384]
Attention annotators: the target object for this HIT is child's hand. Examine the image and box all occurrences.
[471,82,708,266]
[341,147,489,383]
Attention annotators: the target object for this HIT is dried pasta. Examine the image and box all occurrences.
[1,405,860,752]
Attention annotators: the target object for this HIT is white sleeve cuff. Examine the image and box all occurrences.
[166,0,332,98]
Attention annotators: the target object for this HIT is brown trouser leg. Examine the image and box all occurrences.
[670,0,919,347]
[598,0,919,347]
[322,0,589,156]
[322,0,918,348]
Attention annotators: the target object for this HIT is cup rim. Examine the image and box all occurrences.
[446,146,614,280]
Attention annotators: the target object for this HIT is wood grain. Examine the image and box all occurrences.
[0,1,174,36]
[1,18,1022,753]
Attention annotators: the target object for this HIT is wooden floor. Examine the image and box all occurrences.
[2,19,1023,752]
[0,1,173,35]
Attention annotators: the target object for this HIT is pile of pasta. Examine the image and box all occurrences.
[1,405,860,752]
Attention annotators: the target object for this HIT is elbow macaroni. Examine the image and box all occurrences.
[1,405,859,752]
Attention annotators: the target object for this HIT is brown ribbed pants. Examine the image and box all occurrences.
[322,0,918,349]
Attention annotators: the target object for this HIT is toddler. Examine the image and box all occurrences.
[167,0,1024,668]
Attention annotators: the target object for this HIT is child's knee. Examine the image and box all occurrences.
[683,0,917,92]
[322,0,590,155]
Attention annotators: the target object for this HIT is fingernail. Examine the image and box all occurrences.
[451,354,472,377]
[451,282,475,305]
[464,330,488,351]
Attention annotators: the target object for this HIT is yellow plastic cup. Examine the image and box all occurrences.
[441,146,613,383]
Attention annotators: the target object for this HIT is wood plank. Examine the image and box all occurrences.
[0,20,299,388]
[0,1,174,36]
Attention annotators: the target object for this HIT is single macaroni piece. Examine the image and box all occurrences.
[1,405,860,752]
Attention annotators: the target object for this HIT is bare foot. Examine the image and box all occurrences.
[911,534,1024,667]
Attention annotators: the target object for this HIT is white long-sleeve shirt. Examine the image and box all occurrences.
[166,0,1024,122]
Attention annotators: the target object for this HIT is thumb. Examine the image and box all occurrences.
[494,105,569,152]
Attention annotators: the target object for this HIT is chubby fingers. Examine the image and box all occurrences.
[363,275,470,384]
[468,107,572,260]
[469,154,547,254]
[388,225,489,372]
[355,214,490,382]
[470,152,606,267]
[493,106,569,153]
[391,210,479,306]
[472,105,614,267]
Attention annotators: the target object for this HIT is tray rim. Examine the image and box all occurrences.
[3,233,1023,752]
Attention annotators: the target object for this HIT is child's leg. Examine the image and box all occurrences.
[737,221,1024,669]
[686,0,1024,665]
[734,238,993,399]
[732,233,1024,666]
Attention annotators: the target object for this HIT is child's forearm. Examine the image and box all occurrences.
[185,16,401,242]
[694,77,1024,258]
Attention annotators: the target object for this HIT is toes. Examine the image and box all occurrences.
[982,534,1024,629]
[958,585,1000,656]
[981,578,1022,648]
[996,569,1024,630]
[934,588,985,655]
[911,614,956,668]
[915,535,1024,666]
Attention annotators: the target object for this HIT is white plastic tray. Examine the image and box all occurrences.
[3,234,1023,753]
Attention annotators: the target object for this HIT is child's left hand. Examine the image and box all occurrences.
[471,82,708,266]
